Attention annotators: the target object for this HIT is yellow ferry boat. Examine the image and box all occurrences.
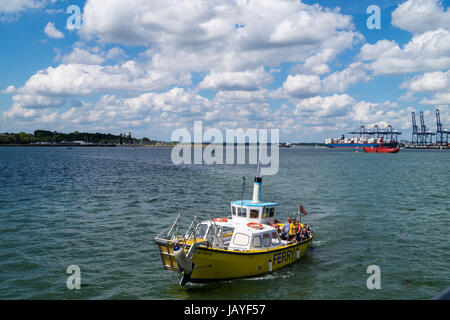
[154,175,314,285]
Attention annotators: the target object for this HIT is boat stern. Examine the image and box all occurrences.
[155,238,181,272]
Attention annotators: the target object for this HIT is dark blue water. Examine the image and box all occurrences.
[0,146,448,299]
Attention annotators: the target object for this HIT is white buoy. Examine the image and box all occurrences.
[297,248,300,260]
[269,260,272,272]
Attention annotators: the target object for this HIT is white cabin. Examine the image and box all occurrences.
[230,200,278,225]
[228,224,283,251]
[194,176,286,252]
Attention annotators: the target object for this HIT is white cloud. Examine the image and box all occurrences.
[4,87,270,135]
[198,67,273,91]
[105,47,127,61]
[294,94,355,118]
[280,74,323,98]
[421,93,450,104]
[44,21,64,39]
[400,70,450,105]
[2,0,382,140]
[55,46,129,65]
[0,0,45,14]
[1,85,17,94]
[11,0,361,114]
[56,47,104,65]
[3,82,417,141]
[360,29,450,75]
[347,101,413,130]
[12,61,191,109]
[273,63,369,99]
[290,96,411,133]
[322,62,370,93]
[359,39,398,61]
[45,8,64,14]
[268,6,352,45]
[214,90,267,103]
[2,104,37,121]
[80,0,360,73]
[392,0,450,34]
[401,71,449,92]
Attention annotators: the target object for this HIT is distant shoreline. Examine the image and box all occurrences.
[0,144,176,148]
[0,143,326,148]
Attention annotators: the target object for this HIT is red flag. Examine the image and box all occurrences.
[299,205,307,215]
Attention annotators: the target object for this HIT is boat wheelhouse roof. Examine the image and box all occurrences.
[231,200,279,207]
[236,223,275,233]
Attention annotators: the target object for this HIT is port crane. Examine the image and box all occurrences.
[411,112,420,145]
[411,109,448,147]
[419,111,435,145]
[435,109,449,146]
[349,125,401,141]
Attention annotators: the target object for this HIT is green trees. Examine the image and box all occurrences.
[0,130,163,145]
[0,132,34,144]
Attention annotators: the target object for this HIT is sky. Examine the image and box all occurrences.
[1,0,450,142]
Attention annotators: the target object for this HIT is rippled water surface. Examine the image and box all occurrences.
[0,146,448,299]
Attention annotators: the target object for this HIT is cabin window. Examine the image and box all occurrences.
[237,207,246,217]
[232,206,236,216]
[250,209,259,219]
[271,232,280,245]
[252,235,262,248]
[233,233,249,246]
[263,207,269,218]
[222,227,234,237]
[269,208,274,217]
[263,233,270,247]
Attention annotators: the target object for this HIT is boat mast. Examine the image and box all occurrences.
[252,155,262,203]
[240,176,246,207]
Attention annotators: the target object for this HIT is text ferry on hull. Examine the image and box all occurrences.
[154,175,314,286]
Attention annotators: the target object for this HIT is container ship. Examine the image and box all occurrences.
[325,135,399,149]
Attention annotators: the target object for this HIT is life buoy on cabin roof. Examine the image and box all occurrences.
[247,222,263,229]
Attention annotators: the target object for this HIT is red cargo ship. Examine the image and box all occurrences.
[363,139,400,153]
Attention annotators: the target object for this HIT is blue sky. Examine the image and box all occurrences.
[1,0,450,142]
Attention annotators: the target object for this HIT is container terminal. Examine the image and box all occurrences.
[406,109,449,149]
[325,108,449,150]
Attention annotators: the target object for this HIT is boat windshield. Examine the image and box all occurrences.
[195,223,209,239]
[194,223,223,241]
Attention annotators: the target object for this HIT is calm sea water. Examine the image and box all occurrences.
[0,146,448,300]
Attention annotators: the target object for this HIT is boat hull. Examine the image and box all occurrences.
[156,236,313,282]
[190,239,312,282]
[326,143,378,148]
[362,146,400,153]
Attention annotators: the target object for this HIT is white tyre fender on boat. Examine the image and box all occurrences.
[173,246,193,275]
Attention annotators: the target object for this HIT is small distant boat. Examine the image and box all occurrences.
[363,139,399,153]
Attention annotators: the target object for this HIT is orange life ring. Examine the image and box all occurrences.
[247,222,263,229]
[214,217,228,222]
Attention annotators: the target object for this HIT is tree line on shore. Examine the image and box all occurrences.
[0,130,164,145]
[0,130,325,146]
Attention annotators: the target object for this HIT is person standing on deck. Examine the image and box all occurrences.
[289,219,297,241]
[282,218,290,240]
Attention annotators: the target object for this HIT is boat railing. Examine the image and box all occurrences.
[209,217,226,250]
[157,214,198,242]
[155,214,209,274]
[166,212,182,238]
[155,213,231,254]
